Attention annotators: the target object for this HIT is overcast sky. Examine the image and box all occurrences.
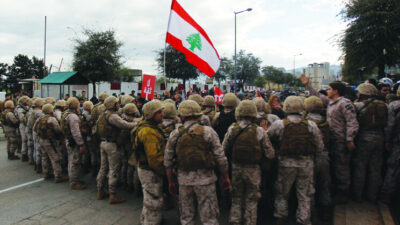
[0,0,347,76]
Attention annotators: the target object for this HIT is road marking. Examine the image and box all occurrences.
[0,178,44,194]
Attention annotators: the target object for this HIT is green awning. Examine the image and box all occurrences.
[39,72,77,84]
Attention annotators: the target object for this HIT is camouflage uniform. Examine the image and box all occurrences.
[3,110,19,158]
[352,99,386,202]
[96,111,135,195]
[222,120,275,225]
[267,114,324,225]
[32,110,44,167]
[199,114,211,126]
[308,87,359,193]
[16,105,29,158]
[306,113,331,206]
[38,116,64,179]
[25,108,34,163]
[65,112,85,185]
[164,121,229,225]
[382,100,400,197]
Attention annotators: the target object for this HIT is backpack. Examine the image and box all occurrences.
[231,123,262,165]
[357,99,388,130]
[279,119,316,156]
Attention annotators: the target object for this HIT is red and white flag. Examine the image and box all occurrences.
[166,0,220,77]
[141,74,156,100]
[256,90,262,98]
[214,86,224,104]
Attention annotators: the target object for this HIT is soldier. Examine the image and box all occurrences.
[2,101,20,160]
[118,95,134,115]
[60,97,86,190]
[45,97,56,105]
[25,97,38,165]
[31,98,45,173]
[382,87,400,203]
[118,103,141,193]
[267,96,324,225]
[202,96,217,122]
[352,83,387,203]
[254,97,279,130]
[81,101,94,175]
[96,96,136,204]
[188,94,211,126]
[164,100,231,225]
[16,96,31,161]
[36,104,68,183]
[54,100,67,122]
[159,102,179,139]
[301,74,358,203]
[212,93,239,142]
[130,100,166,225]
[304,96,332,220]
[222,100,274,225]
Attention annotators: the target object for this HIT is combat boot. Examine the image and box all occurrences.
[109,194,126,204]
[36,166,42,174]
[21,154,28,162]
[44,174,51,180]
[54,176,69,183]
[70,182,86,190]
[9,154,20,160]
[97,190,106,200]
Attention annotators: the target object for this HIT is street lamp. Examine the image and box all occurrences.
[293,53,302,77]
[234,8,252,93]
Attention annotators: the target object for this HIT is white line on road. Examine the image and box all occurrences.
[0,178,44,194]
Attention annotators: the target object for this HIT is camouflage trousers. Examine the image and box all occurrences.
[314,152,331,206]
[88,136,98,170]
[229,163,261,225]
[6,136,18,156]
[96,141,122,194]
[26,129,34,163]
[19,124,27,156]
[329,140,350,192]
[39,138,62,178]
[381,145,400,196]
[138,168,164,225]
[352,133,384,202]
[274,165,314,225]
[179,183,219,225]
[33,132,41,166]
[66,143,82,184]
[120,144,133,187]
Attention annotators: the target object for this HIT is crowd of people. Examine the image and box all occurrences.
[1,75,400,225]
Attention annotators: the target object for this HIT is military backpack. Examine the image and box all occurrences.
[96,112,120,142]
[279,119,316,156]
[231,123,262,165]
[357,99,388,131]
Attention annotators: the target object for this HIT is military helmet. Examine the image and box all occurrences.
[203,96,215,107]
[45,97,56,105]
[163,103,177,119]
[222,93,239,108]
[304,96,324,113]
[164,99,175,104]
[67,97,79,109]
[142,100,164,120]
[121,95,134,106]
[83,101,94,111]
[188,94,204,105]
[104,96,119,110]
[123,103,139,115]
[4,100,14,109]
[42,103,54,115]
[235,100,257,119]
[33,98,45,108]
[55,100,67,108]
[18,96,30,105]
[99,92,109,102]
[253,97,269,113]
[178,100,202,117]
[283,96,304,114]
[357,83,378,96]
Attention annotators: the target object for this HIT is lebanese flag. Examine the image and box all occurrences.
[214,86,224,104]
[166,0,220,77]
[256,90,262,97]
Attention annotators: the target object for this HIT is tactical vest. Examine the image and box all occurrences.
[159,121,176,141]
[306,116,330,149]
[279,119,316,156]
[37,115,56,139]
[80,113,90,138]
[214,109,236,142]
[176,124,215,171]
[231,123,262,165]
[117,116,134,146]
[97,112,120,142]
[60,112,74,138]
[357,99,388,131]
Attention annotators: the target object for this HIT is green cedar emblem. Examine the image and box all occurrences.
[186,33,202,52]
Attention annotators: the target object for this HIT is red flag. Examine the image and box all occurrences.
[257,90,261,97]
[141,74,156,100]
[214,86,224,104]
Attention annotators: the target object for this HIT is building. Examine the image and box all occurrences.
[304,62,335,89]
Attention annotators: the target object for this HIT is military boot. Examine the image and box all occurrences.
[21,154,28,162]
[54,176,69,183]
[70,182,86,190]
[36,165,42,174]
[97,190,106,200]
[109,194,126,204]
[9,153,20,160]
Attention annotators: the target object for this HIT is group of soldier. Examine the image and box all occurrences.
[1,75,399,225]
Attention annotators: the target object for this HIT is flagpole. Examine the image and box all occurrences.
[163,0,174,94]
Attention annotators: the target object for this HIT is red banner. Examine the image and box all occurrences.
[214,86,224,104]
[141,74,156,100]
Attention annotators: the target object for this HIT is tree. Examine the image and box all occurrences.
[231,50,262,85]
[156,45,198,91]
[213,57,233,86]
[0,63,8,91]
[262,66,283,89]
[254,75,267,88]
[340,0,400,81]
[72,29,122,94]
[31,56,47,79]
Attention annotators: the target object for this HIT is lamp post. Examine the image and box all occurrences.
[234,8,252,93]
[293,53,302,77]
